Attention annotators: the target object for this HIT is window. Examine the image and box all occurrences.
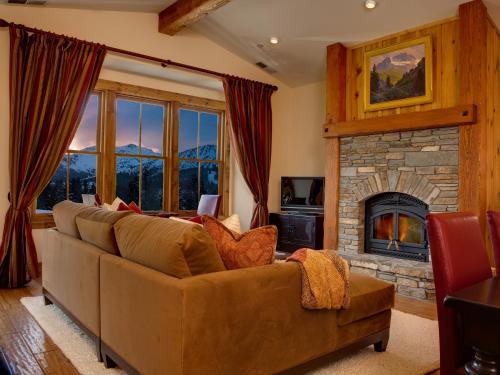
[176,107,222,211]
[33,81,227,226]
[115,98,166,211]
[36,94,101,212]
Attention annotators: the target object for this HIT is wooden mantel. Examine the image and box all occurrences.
[323,104,477,138]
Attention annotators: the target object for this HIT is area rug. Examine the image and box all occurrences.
[21,296,439,375]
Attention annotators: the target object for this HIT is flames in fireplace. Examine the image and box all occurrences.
[365,192,429,262]
[373,213,423,245]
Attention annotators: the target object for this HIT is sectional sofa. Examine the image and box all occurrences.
[42,201,395,375]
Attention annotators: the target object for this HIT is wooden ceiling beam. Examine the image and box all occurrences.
[159,0,231,36]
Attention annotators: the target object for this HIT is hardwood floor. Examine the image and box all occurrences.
[0,279,439,374]
[0,278,79,374]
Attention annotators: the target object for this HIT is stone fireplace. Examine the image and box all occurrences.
[336,127,459,300]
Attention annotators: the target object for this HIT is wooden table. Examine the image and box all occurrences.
[444,276,500,375]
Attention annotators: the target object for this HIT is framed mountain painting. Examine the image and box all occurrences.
[364,35,433,111]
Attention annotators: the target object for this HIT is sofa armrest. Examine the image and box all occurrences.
[178,262,340,374]
[99,254,184,375]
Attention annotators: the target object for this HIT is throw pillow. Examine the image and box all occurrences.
[220,214,241,234]
[94,193,103,207]
[110,197,125,211]
[201,215,277,270]
[189,216,203,224]
[117,202,129,211]
[117,201,143,215]
[170,217,202,226]
[128,201,143,214]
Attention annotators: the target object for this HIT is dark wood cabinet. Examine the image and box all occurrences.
[269,212,324,253]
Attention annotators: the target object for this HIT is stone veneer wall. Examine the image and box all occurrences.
[337,127,459,300]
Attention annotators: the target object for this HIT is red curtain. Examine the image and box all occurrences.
[223,77,277,228]
[0,25,106,288]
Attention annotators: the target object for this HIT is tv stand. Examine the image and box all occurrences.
[269,211,324,253]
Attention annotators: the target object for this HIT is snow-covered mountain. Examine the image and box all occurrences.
[63,143,217,175]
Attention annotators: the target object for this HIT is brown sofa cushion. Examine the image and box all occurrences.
[75,209,134,255]
[114,215,225,278]
[337,272,395,326]
[53,200,100,239]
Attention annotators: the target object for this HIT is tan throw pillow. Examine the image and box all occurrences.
[114,215,225,278]
[75,209,134,255]
[171,215,241,235]
[220,214,241,234]
[102,203,113,211]
[202,216,277,270]
[169,217,202,226]
[53,201,100,239]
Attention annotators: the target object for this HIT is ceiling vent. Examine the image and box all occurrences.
[255,61,277,74]
[8,0,47,4]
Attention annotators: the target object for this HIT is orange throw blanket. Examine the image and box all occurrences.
[287,249,350,310]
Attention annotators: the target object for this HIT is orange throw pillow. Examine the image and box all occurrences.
[117,201,143,215]
[201,215,277,269]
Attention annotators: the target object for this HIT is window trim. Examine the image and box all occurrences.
[32,80,228,229]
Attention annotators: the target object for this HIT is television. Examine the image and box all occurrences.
[280,176,325,212]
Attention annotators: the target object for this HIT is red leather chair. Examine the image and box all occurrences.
[487,211,500,270]
[196,194,221,217]
[426,212,492,375]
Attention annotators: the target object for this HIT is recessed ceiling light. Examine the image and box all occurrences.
[269,37,279,45]
[365,0,377,9]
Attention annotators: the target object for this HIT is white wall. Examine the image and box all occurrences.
[0,5,325,253]
[269,81,326,212]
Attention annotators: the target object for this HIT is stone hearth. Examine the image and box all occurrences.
[337,127,459,300]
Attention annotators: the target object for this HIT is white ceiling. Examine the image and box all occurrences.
[4,0,500,87]
[103,53,224,92]
[194,0,500,86]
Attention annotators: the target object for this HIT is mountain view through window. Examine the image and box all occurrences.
[178,108,220,211]
[37,94,100,212]
[115,99,165,211]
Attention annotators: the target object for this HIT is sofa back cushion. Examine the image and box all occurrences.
[114,215,225,278]
[53,201,100,239]
[75,209,134,255]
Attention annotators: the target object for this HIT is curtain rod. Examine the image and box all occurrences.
[0,19,278,91]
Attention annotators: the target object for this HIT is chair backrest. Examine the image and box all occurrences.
[487,211,500,270]
[426,212,492,374]
[197,195,221,217]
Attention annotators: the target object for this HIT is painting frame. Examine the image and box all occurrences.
[364,35,433,112]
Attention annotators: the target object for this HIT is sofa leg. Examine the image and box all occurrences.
[103,353,117,369]
[374,330,390,352]
[43,295,53,306]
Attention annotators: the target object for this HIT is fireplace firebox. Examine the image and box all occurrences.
[364,192,429,262]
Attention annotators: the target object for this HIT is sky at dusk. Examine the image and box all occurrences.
[70,94,99,150]
[70,95,219,156]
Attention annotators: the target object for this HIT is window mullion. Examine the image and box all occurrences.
[66,153,71,201]
[138,103,143,207]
